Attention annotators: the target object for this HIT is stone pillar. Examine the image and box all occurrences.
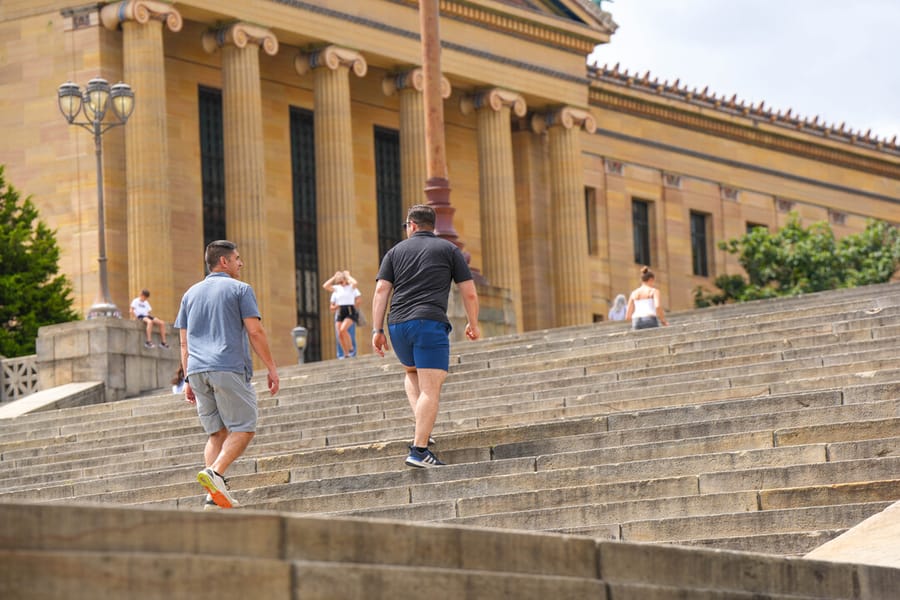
[383,68,451,209]
[532,107,597,327]
[295,45,366,360]
[101,1,182,319]
[461,88,526,331]
[512,123,553,331]
[203,23,278,324]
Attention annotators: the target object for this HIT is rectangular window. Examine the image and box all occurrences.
[290,106,321,363]
[585,187,598,256]
[746,222,768,234]
[632,199,651,266]
[198,87,225,247]
[690,211,710,277]
[374,127,402,260]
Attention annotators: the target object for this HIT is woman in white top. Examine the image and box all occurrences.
[323,270,362,357]
[625,266,669,330]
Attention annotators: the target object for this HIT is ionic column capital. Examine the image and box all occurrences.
[100,0,183,32]
[295,45,367,77]
[460,88,527,117]
[202,22,279,56]
[530,106,596,134]
[382,67,450,98]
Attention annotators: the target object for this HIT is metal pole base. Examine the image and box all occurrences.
[87,302,122,319]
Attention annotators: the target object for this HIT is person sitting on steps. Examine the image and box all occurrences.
[129,288,169,349]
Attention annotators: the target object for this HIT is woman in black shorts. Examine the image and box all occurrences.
[323,270,362,357]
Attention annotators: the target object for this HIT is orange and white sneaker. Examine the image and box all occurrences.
[197,467,239,508]
[202,494,221,511]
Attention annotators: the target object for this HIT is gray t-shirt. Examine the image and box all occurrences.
[376,231,473,324]
[174,272,261,380]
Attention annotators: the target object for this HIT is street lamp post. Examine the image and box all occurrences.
[58,78,135,319]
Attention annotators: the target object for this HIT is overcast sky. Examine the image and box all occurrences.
[587,0,899,142]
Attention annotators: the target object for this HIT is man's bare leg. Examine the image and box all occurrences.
[205,429,255,475]
[403,367,420,414]
[154,318,168,345]
[412,368,447,448]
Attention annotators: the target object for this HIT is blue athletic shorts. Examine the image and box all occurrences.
[389,319,452,371]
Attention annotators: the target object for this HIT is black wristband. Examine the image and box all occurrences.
[372,328,384,335]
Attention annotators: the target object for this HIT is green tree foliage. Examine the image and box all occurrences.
[694,214,900,307]
[0,166,78,357]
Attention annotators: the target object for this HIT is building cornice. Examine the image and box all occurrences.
[589,68,900,180]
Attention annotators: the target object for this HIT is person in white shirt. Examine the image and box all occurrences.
[330,290,358,358]
[322,270,362,357]
[129,289,170,349]
[608,294,627,321]
[625,266,669,330]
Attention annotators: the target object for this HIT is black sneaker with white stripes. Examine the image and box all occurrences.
[405,446,445,468]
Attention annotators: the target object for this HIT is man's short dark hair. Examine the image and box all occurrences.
[205,240,237,271]
[141,289,150,297]
[407,204,436,230]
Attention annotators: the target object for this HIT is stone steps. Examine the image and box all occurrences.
[3,283,900,597]
[1,387,893,501]
[10,501,893,599]
[2,308,895,445]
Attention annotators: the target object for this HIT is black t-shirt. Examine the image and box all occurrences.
[376,231,473,324]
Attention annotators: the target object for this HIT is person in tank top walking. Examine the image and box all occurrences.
[625,266,669,330]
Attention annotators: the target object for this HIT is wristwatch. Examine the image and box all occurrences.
[372,328,384,335]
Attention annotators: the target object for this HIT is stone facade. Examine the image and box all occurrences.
[1,0,898,367]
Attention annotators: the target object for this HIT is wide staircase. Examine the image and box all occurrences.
[2,283,900,598]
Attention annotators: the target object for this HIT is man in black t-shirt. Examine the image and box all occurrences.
[372,204,480,467]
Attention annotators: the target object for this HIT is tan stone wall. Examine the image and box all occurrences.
[583,102,900,317]
[1,5,129,317]
[159,29,488,363]
[3,1,899,368]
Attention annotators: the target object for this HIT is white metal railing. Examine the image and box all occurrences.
[1,354,39,403]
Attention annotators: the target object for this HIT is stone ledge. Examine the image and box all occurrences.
[0,382,104,420]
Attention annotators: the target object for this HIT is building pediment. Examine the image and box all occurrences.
[391,0,617,53]
[494,0,618,34]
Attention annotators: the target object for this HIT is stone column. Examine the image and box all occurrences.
[203,23,278,323]
[532,107,597,327]
[461,88,527,331]
[383,68,451,209]
[295,45,366,359]
[101,1,182,319]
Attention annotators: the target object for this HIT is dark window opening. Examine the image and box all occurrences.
[374,127,403,260]
[691,211,710,277]
[632,199,651,266]
[585,187,598,256]
[198,86,225,248]
[290,106,321,362]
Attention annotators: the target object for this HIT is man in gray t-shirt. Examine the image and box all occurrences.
[372,204,480,468]
[174,240,279,509]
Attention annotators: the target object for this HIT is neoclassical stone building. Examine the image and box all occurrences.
[2,0,898,364]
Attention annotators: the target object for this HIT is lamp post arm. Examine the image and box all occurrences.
[98,120,127,135]
[69,119,126,136]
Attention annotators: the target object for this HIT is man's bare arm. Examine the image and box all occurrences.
[244,317,280,395]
